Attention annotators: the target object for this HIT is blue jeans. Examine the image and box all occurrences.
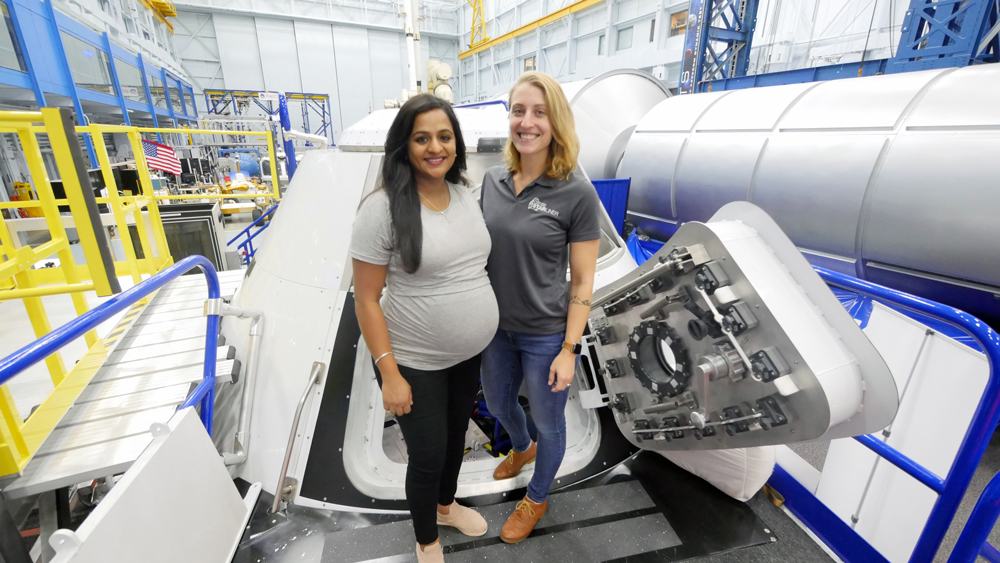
[481,329,570,503]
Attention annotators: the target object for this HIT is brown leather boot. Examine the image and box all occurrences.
[500,497,547,544]
[493,441,536,480]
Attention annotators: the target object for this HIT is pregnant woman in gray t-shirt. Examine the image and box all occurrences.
[350,95,498,563]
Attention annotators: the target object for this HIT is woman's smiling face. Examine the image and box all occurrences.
[408,108,457,184]
[508,83,552,159]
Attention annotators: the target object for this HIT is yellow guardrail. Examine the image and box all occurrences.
[0,110,177,477]
[0,117,282,477]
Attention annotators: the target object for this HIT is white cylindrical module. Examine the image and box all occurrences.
[616,64,1000,325]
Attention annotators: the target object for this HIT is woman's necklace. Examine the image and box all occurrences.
[418,190,450,216]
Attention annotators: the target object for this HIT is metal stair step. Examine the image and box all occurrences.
[122,318,206,337]
[36,406,179,457]
[57,384,192,428]
[78,360,241,403]
[132,308,208,325]
[3,433,154,499]
[105,338,229,364]
[103,345,234,368]
[91,356,237,385]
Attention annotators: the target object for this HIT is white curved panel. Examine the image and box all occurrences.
[568,70,670,180]
[779,69,947,130]
[863,134,1000,287]
[674,134,766,222]
[617,133,685,220]
[696,82,818,132]
[751,134,887,258]
[635,91,731,132]
[253,151,378,290]
[905,65,1000,129]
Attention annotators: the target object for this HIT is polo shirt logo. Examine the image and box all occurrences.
[528,197,560,217]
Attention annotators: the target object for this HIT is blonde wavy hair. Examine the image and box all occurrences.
[504,72,579,180]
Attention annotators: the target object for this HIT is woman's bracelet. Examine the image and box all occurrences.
[373,351,394,365]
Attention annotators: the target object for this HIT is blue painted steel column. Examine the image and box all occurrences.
[278,92,297,178]
[136,53,161,143]
[8,0,45,107]
[43,0,97,167]
[102,32,130,126]
[161,67,177,128]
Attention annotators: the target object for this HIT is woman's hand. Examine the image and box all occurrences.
[549,349,577,392]
[382,372,413,416]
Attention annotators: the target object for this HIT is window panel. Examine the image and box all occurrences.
[147,72,167,108]
[0,2,25,72]
[670,11,688,37]
[115,60,147,103]
[617,26,633,50]
[61,32,116,96]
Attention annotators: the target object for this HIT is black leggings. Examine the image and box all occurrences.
[375,354,481,545]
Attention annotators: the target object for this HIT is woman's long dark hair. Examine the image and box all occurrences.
[380,94,467,273]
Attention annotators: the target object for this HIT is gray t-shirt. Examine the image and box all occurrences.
[481,166,602,334]
[351,182,499,371]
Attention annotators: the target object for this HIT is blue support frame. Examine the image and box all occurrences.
[278,92,297,179]
[771,268,1000,563]
[6,0,44,107]
[679,0,760,93]
[691,0,998,91]
[42,0,97,167]
[102,32,130,126]
[887,0,1000,72]
[161,67,176,127]
[136,53,162,143]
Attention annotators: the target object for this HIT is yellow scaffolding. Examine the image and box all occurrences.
[467,0,491,49]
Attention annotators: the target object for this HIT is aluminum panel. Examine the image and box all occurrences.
[255,18,302,92]
[696,82,818,131]
[751,134,887,258]
[673,134,766,223]
[862,134,1000,287]
[617,133,685,220]
[634,91,730,132]
[779,69,945,131]
[905,66,1000,129]
[214,14,265,91]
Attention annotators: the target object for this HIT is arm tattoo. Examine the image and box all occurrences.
[569,295,591,307]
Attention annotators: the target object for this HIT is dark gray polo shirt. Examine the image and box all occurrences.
[481,165,602,334]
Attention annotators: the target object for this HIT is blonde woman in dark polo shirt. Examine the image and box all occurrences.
[480,71,603,544]
[352,94,498,563]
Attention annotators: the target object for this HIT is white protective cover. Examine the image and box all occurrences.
[659,447,776,502]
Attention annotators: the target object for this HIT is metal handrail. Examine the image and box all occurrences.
[950,469,1000,562]
[272,361,324,514]
[0,255,223,435]
[227,204,278,265]
[815,267,1000,563]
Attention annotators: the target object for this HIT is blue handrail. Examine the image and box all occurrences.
[453,100,509,111]
[815,267,1000,563]
[227,204,278,265]
[951,470,1000,562]
[0,255,222,435]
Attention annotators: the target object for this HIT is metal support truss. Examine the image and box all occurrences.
[679,0,760,93]
[466,0,490,49]
[886,0,1000,72]
[202,89,333,146]
[690,0,999,91]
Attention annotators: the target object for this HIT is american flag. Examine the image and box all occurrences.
[142,140,182,175]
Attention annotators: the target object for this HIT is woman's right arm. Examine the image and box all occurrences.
[353,258,413,416]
